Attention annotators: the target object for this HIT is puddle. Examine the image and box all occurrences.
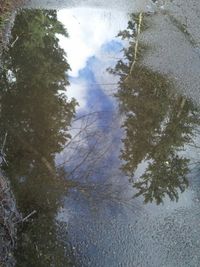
[1,1,200,266]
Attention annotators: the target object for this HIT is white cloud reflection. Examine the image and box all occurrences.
[57,8,128,77]
[57,7,129,111]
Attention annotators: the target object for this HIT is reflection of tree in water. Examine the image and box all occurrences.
[109,13,200,204]
[0,10,76,266]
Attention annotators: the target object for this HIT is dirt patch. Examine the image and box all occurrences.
[0,0,25,51]
[0,174,21,267]
[0,3,24,266]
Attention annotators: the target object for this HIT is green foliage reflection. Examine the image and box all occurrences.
[109,13,200,205]
[0,9,76,266]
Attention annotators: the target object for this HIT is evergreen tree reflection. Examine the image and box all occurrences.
[0,9,76,266]
[109,13,200,204]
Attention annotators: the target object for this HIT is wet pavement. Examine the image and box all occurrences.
[0,0,200,266]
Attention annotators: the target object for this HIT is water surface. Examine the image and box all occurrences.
[1,1,200,266]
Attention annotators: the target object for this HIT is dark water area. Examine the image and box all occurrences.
[1,1,200,266]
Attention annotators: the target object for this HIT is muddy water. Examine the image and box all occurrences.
[1,0,200,266]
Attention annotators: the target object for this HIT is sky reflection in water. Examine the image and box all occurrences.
[56,8,200,204]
